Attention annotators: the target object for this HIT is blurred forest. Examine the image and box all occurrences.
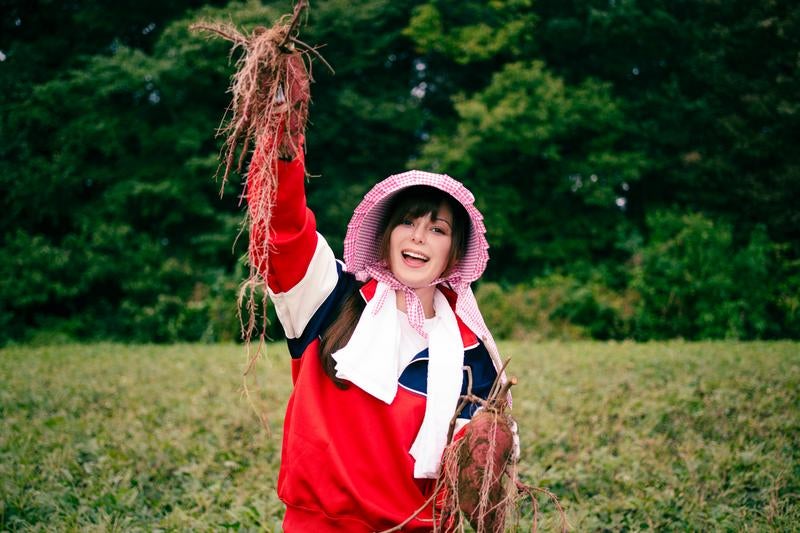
[1,0,798,345]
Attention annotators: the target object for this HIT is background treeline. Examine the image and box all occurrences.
[1,0,798,345]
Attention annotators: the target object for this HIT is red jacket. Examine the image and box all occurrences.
[249,151,498,532]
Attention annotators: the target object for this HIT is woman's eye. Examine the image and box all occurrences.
[401,218,414,226]
[431,226,446,235]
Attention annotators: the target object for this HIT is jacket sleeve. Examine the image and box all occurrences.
[246,138,340,340]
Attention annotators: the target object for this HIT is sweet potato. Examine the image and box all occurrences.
[435,409,515,533]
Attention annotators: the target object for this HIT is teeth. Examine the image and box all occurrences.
[403,251,429,261]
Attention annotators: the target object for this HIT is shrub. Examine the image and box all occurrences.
[631,212,783,340]
[476,275,635,341]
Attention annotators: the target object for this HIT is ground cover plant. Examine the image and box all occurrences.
[1,341,798,531]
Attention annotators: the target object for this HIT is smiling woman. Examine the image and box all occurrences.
[247,128,514,530]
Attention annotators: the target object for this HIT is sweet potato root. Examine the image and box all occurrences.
[457,410,514,530]
[437,409,515,533]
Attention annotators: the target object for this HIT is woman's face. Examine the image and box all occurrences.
[388,203,454,289]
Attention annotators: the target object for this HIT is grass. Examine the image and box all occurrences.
[1,341,798,531]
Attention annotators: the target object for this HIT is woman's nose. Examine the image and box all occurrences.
[411,223,426,243]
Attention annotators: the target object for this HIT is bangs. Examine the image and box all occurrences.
[381,186,457,228]
[393,195,447,223]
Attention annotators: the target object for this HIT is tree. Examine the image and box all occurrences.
[406,0,644,281]
[533,0,800,249]
[0,0,430,343]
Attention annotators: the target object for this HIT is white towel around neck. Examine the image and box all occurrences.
[332,282,464,478]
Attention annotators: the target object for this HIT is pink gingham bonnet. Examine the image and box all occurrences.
[344,170,489,285]
[343,170,504,371]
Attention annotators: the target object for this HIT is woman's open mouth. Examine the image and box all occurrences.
[402,250,429,266]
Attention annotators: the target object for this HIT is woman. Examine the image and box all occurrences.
[248,134,508,532]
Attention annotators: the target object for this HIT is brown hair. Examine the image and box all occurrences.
[319,186,470,387]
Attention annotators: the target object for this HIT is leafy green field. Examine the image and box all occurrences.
[2,342,798,531]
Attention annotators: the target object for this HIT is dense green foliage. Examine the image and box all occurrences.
[1,0,798,343]
[2,342,798,530]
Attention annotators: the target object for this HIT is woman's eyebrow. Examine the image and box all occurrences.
[433,216,453,228]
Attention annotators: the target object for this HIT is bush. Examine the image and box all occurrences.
[777,254,800,337]
[0,266,280,346]
[114,273,284,344]
[631,212,784,340]
[476,275,635,341]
